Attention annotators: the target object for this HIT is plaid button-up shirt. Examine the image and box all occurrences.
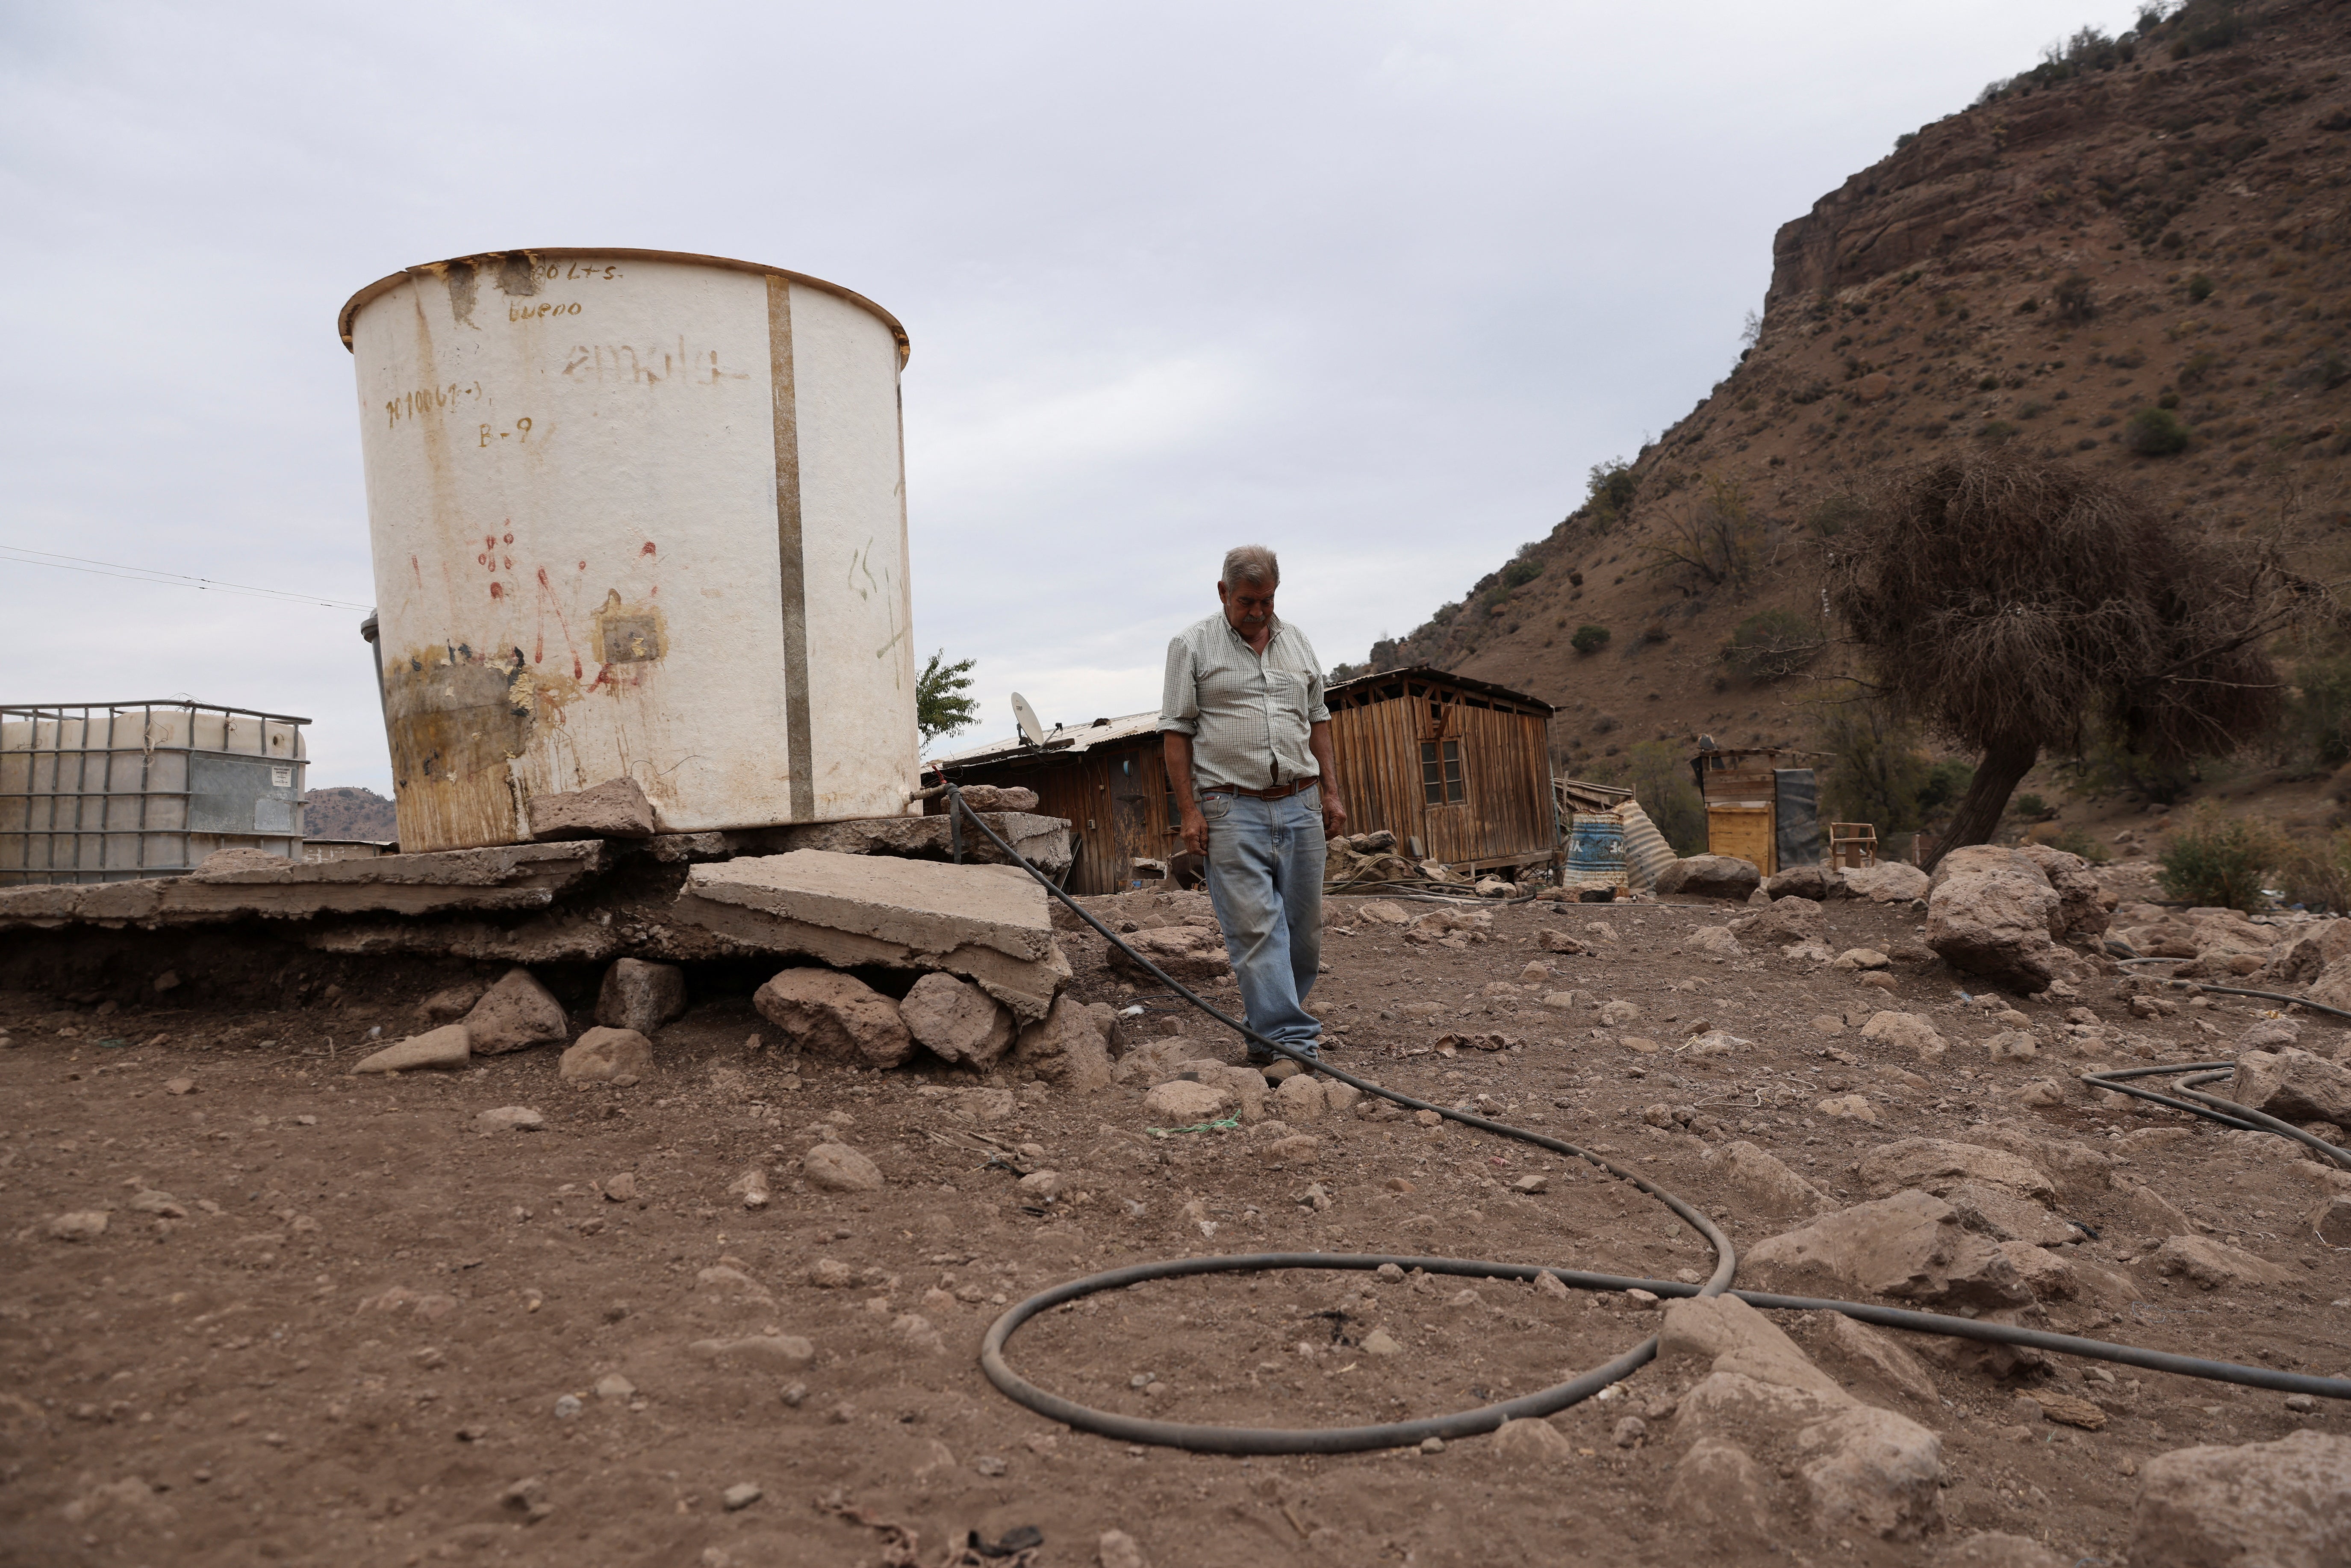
[1158,613,1330,792]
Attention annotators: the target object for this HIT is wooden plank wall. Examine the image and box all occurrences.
[947,675,1557,887]
[1326,680,1553,870]
[947,740,1173,894]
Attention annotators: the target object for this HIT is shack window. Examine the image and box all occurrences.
[1420,739,1464,805]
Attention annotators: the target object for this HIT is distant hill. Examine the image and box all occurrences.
[304,786,398,842]
[1340,0,2351,789]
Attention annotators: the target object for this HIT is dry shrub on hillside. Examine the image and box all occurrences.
[1829,452,2302,869]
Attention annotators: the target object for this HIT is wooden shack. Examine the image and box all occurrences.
[932,665,1557,895]
[1323,666,1556,875]
[1688,744,1821,876]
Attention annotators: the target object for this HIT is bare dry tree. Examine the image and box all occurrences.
[1828,451,2318,870]
[1642,475,1764,593]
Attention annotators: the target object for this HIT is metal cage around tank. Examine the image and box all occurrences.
[0,700,309,885]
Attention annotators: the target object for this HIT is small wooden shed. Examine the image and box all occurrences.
[1688,744,1821,876]
[931,665,1558,895]
[1323,666,1556,875]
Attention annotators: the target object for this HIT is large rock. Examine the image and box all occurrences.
[2145,1234,2295,1290]
[528,776,657,840]
[1741,1191,2032,1310]
[1659,1294,1942,1542]
[1926,849,2063,991]
[2306,955,2351,1016]
[1811,1313,1939,1407]
[1656,855,1762,900]
[351,1024,471,1074]
[1970,1126,2115,1204]
[898,973,1015,1067]
[752,969,914,1068]
[2232,1048,2351,1126]
[802,1143,885,1193]
[1764,865,1848,900]
[559,1026,654,1084]
[595,958,686,1035]
[1009,994,1113,1092]
[1105,925,1232,985]
[1668,1441,1774,1543]
[1730,896,1822,945]
[1711,1140,1831,1219]
[2261,923,2351,987]
[2012,843,2115,938]
[2127,1431,2351,1568]
[1854,1138,2056,1203]
[1858,1012,1948,1064]
[460,967,571,1055]
[677,851,1068,1023]
[1142,1079,1232,1122]
[1943,1184,2076,1247]
[1842,862,1929,903]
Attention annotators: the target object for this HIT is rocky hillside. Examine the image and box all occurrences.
[1351,0,2351,805]
[303,786,398,842]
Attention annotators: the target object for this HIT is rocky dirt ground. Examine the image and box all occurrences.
[2,881,2347,1568]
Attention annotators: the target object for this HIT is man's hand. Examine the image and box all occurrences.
[1320,792,1349,838]
[1179,803,1209,856]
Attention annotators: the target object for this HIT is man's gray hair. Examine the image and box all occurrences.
[1220,545,1280,588]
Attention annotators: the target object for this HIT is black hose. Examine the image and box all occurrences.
[980,1255,2351,1453]
[2107,961,2351,1023]
[2081,1061,2351,1169]
[936,781,2351,1452]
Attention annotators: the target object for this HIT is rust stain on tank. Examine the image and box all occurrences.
[590,589,667,672]
[384,645,537,852]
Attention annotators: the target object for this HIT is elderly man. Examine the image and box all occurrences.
[1159,545,1347,1072]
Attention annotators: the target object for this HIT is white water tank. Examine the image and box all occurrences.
[339,248,919,853]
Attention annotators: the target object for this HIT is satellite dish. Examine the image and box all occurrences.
[1011,692,1046,749]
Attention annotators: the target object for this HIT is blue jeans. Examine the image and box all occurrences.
[1200,785,1326,1061]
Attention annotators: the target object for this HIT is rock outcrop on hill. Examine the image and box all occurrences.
[1348,0,2351,783]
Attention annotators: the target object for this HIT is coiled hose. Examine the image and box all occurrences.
[939,784,2351,1453]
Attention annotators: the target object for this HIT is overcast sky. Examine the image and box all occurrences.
[0,0,2150,793]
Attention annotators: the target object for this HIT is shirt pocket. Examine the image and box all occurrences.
[1266,669,1311,727]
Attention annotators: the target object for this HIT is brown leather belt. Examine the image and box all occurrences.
[1202,776,1322,800]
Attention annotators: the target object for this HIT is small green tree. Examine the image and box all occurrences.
[916,650,980,743]
[2124,407,2192,455]
[2158,806,2287,912]
[1814,685,1933,833]
[1570,624,1612,656]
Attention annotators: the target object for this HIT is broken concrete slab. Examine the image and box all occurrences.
[675,851,1068,1021]
[0,841,610,931]
[528,777,657,840]
[351,1024,471,1075]
[724,812,1072,881]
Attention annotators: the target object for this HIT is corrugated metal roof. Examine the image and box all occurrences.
[932,709,1163,768]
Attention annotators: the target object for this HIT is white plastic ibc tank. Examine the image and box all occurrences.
[339,249,920,853]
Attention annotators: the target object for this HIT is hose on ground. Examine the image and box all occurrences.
[2081,1061,2351,1169]
[936,781,2351,1453]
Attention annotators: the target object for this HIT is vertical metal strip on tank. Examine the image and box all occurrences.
[766,275,817,820]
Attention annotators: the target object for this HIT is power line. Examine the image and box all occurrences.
[0,545,374,611]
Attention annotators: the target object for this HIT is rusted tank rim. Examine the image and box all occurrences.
[337,248,909,366]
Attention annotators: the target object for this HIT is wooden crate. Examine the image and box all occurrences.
[1829,822,1878,870]
[1705,806,1774,876]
